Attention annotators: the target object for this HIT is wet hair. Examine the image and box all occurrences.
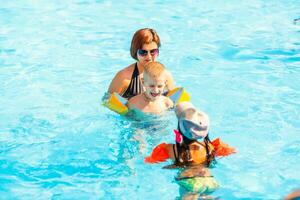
[175,123,215,167]
[130,28,161,60]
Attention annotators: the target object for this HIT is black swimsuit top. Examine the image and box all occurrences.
[122,63,144,99]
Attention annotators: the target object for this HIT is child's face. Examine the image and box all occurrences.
[143,73,166,101]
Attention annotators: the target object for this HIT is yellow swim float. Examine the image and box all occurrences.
[102,87,190,115]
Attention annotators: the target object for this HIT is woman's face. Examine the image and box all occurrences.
[137,41,159,66]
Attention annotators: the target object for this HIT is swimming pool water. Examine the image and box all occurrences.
[1,0,300,199]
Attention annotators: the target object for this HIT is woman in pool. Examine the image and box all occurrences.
[107,28,175,99]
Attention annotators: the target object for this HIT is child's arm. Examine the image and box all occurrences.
[126,94,143,111]
[126,95,138,110]
[126,98,133,109]
[145,143,173,163]
[165,96,174,109]
[211,138,236,157]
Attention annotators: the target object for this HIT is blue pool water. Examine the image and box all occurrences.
[1,1,300,199]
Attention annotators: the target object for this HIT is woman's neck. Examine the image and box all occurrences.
[136,62,144,74]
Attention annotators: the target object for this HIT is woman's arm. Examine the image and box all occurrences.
[108,70,128,95]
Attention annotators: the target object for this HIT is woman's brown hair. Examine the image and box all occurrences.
[130,28,161,60]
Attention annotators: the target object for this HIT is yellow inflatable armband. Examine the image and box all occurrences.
[102,87,189,115]
[166,87,190,105]
[102,92,128,115]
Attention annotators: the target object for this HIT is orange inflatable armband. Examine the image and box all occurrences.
[211,138,236,157]
[144,143,170,163]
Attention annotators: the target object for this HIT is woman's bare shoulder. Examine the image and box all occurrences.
[108,63,136,94]
[164,70,175,90]
[116,63,135,79]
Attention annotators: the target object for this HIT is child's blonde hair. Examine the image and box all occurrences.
[144,61,166,78]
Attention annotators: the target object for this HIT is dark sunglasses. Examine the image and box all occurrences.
[137,48,159,57]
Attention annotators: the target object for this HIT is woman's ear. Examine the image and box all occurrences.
[141,77,144,84]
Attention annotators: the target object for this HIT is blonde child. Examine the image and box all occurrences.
[126,61,173,114]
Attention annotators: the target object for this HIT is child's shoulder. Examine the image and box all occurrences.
[161,95,174,108]
[127,94,143,104]
[159,95,171,101]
